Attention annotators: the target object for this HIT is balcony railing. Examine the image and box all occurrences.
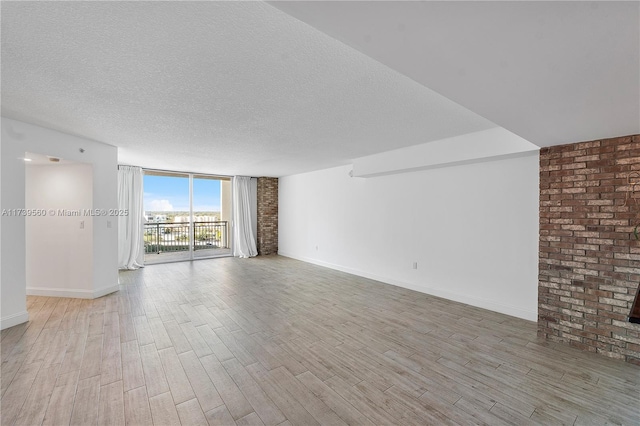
[144,221,229,254]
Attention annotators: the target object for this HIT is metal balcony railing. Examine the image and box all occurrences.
[144,221,229,254]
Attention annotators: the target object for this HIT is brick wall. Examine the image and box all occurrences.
[257,177,278,255]
[539,135,640,364]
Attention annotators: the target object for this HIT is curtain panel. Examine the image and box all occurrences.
[118,165,145,269]
[232,176,258,258]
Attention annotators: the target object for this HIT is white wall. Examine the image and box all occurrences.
[279,152,540,320]
[26,163,94,297]
[1,117,118,329]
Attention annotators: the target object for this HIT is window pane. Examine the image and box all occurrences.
[143,173,190,263]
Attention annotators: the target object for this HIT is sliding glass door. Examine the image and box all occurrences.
[192,175,232,259]
[143,170,232,264]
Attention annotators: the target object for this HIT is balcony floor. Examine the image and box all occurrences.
[144,247,231,264]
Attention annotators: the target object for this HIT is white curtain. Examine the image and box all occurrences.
[118,166,145,269]
[233,176,258,258]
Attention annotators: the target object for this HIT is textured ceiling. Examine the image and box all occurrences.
[1,1,495,177]
[271,1,640,147]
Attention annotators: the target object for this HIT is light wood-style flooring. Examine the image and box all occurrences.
[1,256,639,425]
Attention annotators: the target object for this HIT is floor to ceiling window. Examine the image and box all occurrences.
[143,170,232,264]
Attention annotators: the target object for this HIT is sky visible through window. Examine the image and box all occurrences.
[143,175,221,212]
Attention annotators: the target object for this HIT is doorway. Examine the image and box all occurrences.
[24,152,94,295]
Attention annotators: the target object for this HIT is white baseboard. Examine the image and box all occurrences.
[27,287,94,298]
[1,311,29,330]
[93,284,120,298]
[278,251,537,322]
[27,284,120,299]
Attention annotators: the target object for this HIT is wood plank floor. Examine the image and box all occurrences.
[2,255,639,425]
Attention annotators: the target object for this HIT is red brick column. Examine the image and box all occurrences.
[257,177,278,255]
[538,135,640,364]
